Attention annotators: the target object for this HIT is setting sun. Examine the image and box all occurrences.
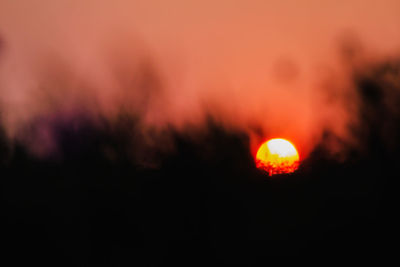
[256,138,300,176]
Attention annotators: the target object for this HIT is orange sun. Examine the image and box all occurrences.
[255,138,300,176]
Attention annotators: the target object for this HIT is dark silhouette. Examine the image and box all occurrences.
[1,58,399,265]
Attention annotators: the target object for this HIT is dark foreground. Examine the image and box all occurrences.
[2,59,400,265]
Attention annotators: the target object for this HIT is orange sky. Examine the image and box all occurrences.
[0,0,399,157]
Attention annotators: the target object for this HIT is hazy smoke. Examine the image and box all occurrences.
[0,0,399,160]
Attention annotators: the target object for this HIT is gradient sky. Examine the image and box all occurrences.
[0,0,399,157]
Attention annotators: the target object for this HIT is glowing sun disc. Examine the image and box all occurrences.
[256,138,300,176]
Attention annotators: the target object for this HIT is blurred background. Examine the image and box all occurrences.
[1,1,399,265]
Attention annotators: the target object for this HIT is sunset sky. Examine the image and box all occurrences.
[0,0,399,157]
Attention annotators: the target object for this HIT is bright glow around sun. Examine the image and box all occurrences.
[255,138,300,176]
